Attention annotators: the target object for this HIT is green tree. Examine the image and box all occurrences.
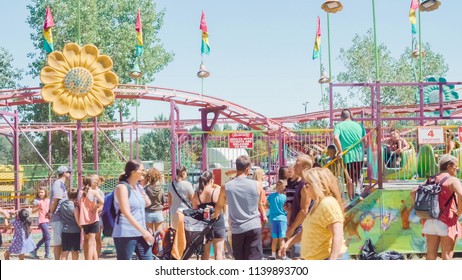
[19,0,173,165]
[0,47,22,90]
[0,47,22,164]
[335,29,448,107]
[138,114,171,163]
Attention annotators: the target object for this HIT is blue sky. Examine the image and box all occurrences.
[1,0,461,122]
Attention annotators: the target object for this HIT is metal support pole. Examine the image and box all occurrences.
[418,7,423,82]
[327,13,332,81]
[129,128,133,161]
[372,0,380,82]
[48,104,52,184]
[278,128,285,168]
[170,100,177,182]
[69,131,73,189]
[267,136,272,186]
[419,83,424,126]
[93,117,98,174]
[329,84,334,128]
[13,110,20,210]
[77,121,82,192]
[376,83,383,189]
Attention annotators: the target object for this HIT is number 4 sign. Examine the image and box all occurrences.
[418,127,444,145]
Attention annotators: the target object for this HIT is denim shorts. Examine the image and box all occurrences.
[145,211,164,223]
[422,219,448,236]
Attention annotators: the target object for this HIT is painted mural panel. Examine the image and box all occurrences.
[345,189,462,255]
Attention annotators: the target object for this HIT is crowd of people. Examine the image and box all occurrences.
[0,110,461,260]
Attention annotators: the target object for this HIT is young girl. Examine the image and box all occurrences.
[4,209,36,260]
[78,175,104,260]
[31,186,51,259]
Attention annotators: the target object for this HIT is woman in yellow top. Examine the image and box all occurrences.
[280,167,348,260]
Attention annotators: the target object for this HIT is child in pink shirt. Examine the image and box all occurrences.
[31,186,51,259]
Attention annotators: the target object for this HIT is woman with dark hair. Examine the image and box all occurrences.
[191,170,226,260]
[168,166,194,230]
[113,160,154,260]
[278,166,288,180]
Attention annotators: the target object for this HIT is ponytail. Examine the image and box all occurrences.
[197,171,213,196]
[119,160,142,183]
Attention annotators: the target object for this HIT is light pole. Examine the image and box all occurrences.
[321,0,343,128]
[130,58,143,160]
[303,101,309,115]
[372,0,379,82]
[417,0,441,81]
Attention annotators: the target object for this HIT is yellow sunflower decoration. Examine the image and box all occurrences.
[40,43,119,120]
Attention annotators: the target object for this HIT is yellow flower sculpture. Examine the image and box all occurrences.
[40,43,119,120]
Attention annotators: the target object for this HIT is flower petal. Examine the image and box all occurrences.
[80,44,99,69]
[47,51,70,73]
[52,91,71,116]
[69,96,87,120]
[62,43,81,68]
[41,83,65,102]
[90,86,115,106]
[40,66,65,85]
[83,94,104,117]
[93,71,118,89]
[88,55,114,76]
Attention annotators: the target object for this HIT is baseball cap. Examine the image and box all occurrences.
[57,166,72,175]
[438,154,457,167]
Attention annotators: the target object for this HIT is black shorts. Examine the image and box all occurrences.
[346,161,363,184]
[82,221,100,234]
[61,232,81,252]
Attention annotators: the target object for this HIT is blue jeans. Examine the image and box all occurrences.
[35,222,50,256]
[114,236,153,260]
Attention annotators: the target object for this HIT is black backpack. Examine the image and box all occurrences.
[413,175,450,219]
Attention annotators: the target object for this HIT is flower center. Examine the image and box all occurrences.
[428,89,439,104]
[64,67,93,96]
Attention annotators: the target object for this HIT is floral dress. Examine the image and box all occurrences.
[8,219,36,254]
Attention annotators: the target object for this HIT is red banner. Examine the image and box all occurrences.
[228,133,253,149]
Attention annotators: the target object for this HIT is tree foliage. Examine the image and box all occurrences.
[0,47,22,90]
[17,0,174,166]
[335,29,448,107]
[138,114,171,163]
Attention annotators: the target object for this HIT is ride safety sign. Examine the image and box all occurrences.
[418,127,444,145]
[228,133,253,149]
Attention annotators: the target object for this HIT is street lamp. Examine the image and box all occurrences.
[416,0,440,81]
[321,0,343,82]
[303,102,309,115]
[129,60,143,79]
[321,0,343,13]
[420,0,441,12]
[197,62,210,78]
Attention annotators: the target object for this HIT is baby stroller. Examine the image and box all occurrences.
[181,208,218,260]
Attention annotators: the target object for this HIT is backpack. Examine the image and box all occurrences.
[101,182,131,237]
[413,175,450,219]
[152,227,176,260]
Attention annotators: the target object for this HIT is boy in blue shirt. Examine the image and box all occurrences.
[266,180,287,259]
